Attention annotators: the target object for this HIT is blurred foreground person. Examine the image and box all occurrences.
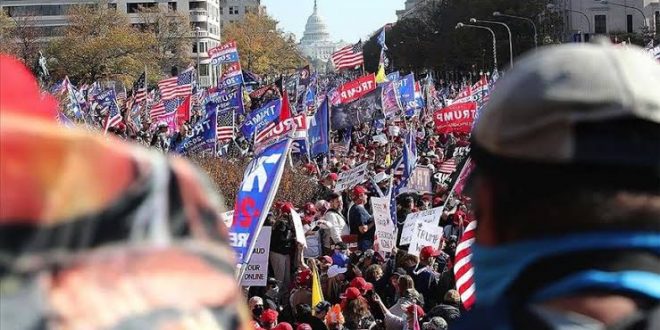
[458,40,660,328]
[0,55,250,329]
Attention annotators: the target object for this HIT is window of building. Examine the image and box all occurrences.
[220,7,224,15]
[594,15,607,34]
[6,4,79,17]
[627,14,633,33]
[229,6,239,15]
[199,64,210,76]
[655,11,660,35]
[127,3,157,14]
[168,2,177,12]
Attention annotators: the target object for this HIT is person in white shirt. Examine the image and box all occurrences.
[320,192,349,255]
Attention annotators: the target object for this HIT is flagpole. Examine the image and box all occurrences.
[441,157,471,211]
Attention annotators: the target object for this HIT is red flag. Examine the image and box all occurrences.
[175,94,191,129]
[279,90,292,122]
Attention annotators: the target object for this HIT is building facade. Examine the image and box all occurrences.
[557,0,659,41]
[396,0,422,20]
[297,0,344,72]
[1,0,222,87]
[218,0,261,30]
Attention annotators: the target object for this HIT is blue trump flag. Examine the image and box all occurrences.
[308,98,329,156]
[173,105,217,156]
[231,137,293,265]
[387,72,400,82]
[207,87,244,115]
[389,132,418,225]
[240,98,281,138]
[396,74,417,117]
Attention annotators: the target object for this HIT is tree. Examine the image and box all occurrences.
[222,12,307,74]
[0,9,42,67]
[47,2,156,85]
[136,6,192,82]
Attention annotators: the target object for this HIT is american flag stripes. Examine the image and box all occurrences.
[331,41,364,70]
[217,108,235,142]
[133,71,147,104]
[454,220,477,310]
[150,98,180,119]
[158,68,194,101]
[438,158,457,174]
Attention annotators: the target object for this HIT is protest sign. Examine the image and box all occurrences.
[291,209,307,248]
[408,221,443,257]
[399,207,443,246]
[400,167,432,193]
[240,227,271,287]
[222,210,234,228]
[372,197,396,257]
[334,163,370,193]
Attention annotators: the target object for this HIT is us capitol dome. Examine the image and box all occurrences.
[298,0,346,71]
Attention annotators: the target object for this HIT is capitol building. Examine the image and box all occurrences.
[298,0,346,72]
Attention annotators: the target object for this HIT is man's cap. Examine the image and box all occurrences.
[327,265,347,278]
[274,322,293,330]
[353,185,368,196]
[349,276,373,292]
[473,40,660,187]
[260,309,278,324]
[326,172,339,181]
[319,255,333,264]
[314,300,332,313]
[420,246,441,259]
[342,287,362,300]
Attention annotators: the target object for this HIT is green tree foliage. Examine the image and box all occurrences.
[47,3,156,85]
[0,10,42,67]
[222,12,307,75]
[364,0,558,77]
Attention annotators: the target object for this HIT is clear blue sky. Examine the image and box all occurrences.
[262,0,402,43]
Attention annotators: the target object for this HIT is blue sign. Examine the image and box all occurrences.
[173,105,217,155]
[231,138,293,264]
[207,87,244,114]
[240,99,281,138]
[211,51,240,65]
[396,74,417,117]
[308,98,329,156]
[387,72,400,82]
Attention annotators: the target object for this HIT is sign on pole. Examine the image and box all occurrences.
[240,227,272,287]
[399,207,443,246]
[334,163,370,192]
[291,209,307,248]
[372,197,397,257]
[408,221,443,257]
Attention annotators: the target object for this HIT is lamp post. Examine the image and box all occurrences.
[547,3,591,41]
[470,18,513,68]
[195,26,201,85]
[595,0,649,32]
[456,22,498,71]
[493,11,538,48]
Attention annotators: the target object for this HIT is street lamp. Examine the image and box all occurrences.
[195,26,201,85]
[493,11,538,48]
[470,18,513,68]
[456,22,498,71]
[595,0,649,31]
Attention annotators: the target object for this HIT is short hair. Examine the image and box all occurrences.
[397,275,414,294]
[327,192,342,202]
[443,290,461,305]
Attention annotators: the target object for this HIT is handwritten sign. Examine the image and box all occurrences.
[372,197,396,257]
[399,207,443,246]
[408,221,442,257]
[334,163,370,193]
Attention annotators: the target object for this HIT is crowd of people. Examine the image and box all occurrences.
[2,37,658,330]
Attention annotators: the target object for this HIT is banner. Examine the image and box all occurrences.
[395,74,417,116]
[231,138,292,264]
[172,104,217,156]
[240,99,281,138]
[433,101,477,134]
[387,72,400,82]
[239,227,271,287]
[401,167,432,193]
[219,62,244,89]
[399,207,443,246]
[292,139,308,155]
[381,81,401,118]
[207,87,244,114]
[334,163,370,192]
[338,74,377,104]
[257,114,308,143]
[372,197,396,257]
[209,40,240,65]
[408,221,443,257]
[308,98,329,156]
[330,86,383,130]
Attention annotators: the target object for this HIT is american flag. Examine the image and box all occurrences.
[133,71,147,104]
[217,107,235,142]
[104,94,122,131]
[150,98,180,119]
[454,220,477,310]
[158,68,194,101]
[438,158,457,174]
[331,41,364,70]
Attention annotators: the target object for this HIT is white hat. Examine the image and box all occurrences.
[327,265,347,278]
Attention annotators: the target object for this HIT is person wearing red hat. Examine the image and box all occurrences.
[269,203,295,296]
[341,287,375,329]
[260,309,279,329]
[414,246,442,310]
[273,322,293,330]
[373,292,426,330]
[317,172,338,201]
[348,185,375,251]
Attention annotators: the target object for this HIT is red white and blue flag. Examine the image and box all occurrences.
[332,41,364,70]
[158,67,194,101]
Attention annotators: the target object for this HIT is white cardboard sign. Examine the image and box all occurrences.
[371,197,396,257]
[334,163,370,192]
[240,227,272,286]
[408,221,442,257]
[399,207,443,246]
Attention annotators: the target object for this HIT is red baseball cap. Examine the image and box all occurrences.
[260,309,279,324]
[274,322,293,330]
[281,202,295,214]
[296,324,312,330]
[352,185,368,196]
[419,246,441,259]
[319,255,333,265]
[343,287,362,300]
[327,173,339,181]
[349,277,373,292]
